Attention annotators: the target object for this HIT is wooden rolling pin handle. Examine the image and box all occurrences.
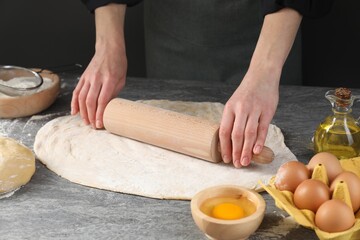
[217,142,274,164]
[251,146,275,164]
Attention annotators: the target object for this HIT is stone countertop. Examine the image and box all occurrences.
[1,73,354,239]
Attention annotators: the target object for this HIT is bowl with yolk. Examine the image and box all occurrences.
[191,185,266,240]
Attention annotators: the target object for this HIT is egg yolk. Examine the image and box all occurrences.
[211,202,245,220]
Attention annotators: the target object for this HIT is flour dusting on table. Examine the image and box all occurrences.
[257,216,299,238]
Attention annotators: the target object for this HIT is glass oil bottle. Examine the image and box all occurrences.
[314,87,360,159]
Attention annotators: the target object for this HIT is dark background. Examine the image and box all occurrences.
[0,0,146,78]
[302,0,360,88]
[0,0,359,87]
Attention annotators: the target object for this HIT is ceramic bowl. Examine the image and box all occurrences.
[191,185,266,240]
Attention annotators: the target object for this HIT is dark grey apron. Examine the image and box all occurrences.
[143,0,301,85]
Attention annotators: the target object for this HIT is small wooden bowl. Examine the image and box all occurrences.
[0,69,60,118]
[191,185,266,240]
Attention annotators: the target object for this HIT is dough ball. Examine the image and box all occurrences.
[0,137,35,194]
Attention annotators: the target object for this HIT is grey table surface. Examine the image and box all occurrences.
[1,73,357,240]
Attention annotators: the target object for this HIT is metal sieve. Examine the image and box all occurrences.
[0,65,44,96]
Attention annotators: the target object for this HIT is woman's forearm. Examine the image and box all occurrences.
[94,4,127,53]
[249,8,302,77]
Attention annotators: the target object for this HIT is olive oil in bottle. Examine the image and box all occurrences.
[314,88,360,159]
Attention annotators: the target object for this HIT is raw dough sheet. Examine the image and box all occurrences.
[34,100,296,200]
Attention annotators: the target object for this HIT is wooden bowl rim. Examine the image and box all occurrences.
[191,184,266,225]
[0,69,60,118]
[0,69,60,99]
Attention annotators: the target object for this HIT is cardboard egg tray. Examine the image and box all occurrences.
[260,157,360,240]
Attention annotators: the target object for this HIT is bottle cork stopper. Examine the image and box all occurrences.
[335,87,351,99]
[335,87,352,107]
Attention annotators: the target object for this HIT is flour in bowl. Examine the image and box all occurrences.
[0,77,54,97]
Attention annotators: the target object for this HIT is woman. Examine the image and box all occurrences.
[72,0,333,168]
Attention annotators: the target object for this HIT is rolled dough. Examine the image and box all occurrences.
[34,100,296,200]
[0,137,35,194]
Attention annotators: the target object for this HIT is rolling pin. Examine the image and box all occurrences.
[103,98,274,164]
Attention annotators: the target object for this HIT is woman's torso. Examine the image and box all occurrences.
[144,0,301,85]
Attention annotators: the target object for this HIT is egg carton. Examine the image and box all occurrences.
[260,157,360,240]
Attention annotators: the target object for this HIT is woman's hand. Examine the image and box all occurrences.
[220,7,302,168]
[71,44,127,129]
[219,67,280,168]
[71,4,127,129]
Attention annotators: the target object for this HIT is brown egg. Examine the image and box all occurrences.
[293,179,330,213]
[308,152,343,182]
[330,171,360,212]
[315,199,355,233]
[274,161,310,192]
